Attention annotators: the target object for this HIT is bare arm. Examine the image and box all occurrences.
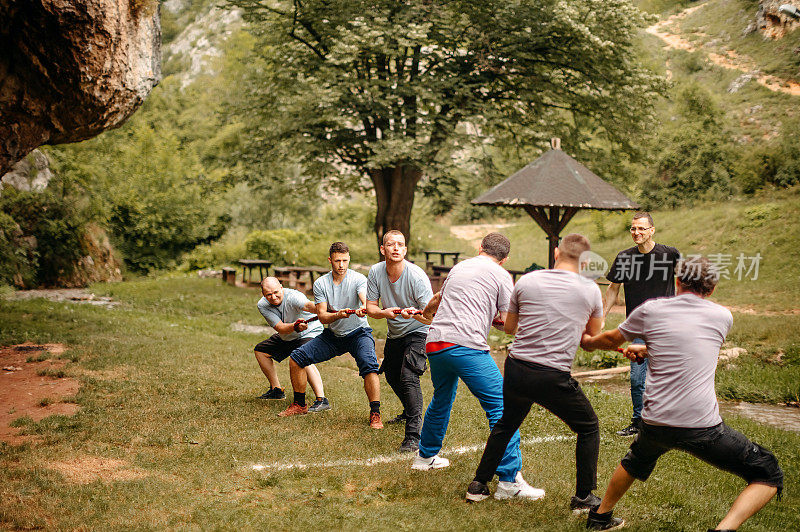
[580,328,627,352]
[316,301,347,324]
[355,292,367,317]
[422,291,442,321]
[302,301,318,314]
[584,316,603,337]
[503,312,517,335]
[366,299,399,320]
[272,321,297,335]
[603,283,621,317]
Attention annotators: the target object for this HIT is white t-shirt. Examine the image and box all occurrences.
[619,293,733,428]
[367,260,433,339]
[508,269,603,372]
[426,255,514,351]
[313,269,369,337]
[257,288,322,341]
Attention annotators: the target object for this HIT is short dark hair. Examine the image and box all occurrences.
[676,256,719,296]
[480,233,510,261]
[558,233,591,262]
[382,230,405,245]
[632,211,654,227]
[329,241,350,256]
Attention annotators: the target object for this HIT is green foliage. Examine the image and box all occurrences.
[180,236,247,271]
[244,229,312,265]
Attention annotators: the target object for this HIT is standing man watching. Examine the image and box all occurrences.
[280,242,384,429]
[366,230,434,453]
[254,277,329,412]
[604,212,680,437]
[412,233,541,501]
[467,234,603,512]
[581,256,782,531]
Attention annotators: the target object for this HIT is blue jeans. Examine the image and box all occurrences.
[630,338,647,421]
[418,345,522,482]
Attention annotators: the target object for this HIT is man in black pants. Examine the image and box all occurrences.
[366,230,433,452]
[466,234,605,513]
[581,256,782,531]
[604,212,680,437]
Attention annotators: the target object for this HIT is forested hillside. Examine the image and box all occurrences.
[1,0,798,284]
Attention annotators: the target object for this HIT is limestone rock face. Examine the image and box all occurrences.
[0,0,162,175]
[755,1,800,39]
[0,149,53,194]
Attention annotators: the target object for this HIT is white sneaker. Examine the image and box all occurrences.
[494,472,545,501]
[411,453,450,470]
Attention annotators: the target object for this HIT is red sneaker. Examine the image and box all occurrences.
[369,411,383,429]
[278,403,309,417]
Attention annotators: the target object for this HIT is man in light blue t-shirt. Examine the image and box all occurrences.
[254,277,328,412]
[280,242,383,429]
[366,230,433,453]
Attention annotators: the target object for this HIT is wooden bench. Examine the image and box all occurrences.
[238,259,272,286]
[221,267,236,286]
[273,266,329,293]
[421,250,461,271]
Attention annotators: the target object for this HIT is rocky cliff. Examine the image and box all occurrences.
[0,0,162,175]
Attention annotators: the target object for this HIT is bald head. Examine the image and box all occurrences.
[261,277,282,292]
[261,277,284,305]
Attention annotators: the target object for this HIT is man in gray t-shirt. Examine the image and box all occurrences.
[468,234,605,512]
[253,278,327,411]
[281,242,383,429]
[366,230,433,453]
[580,256,782,531]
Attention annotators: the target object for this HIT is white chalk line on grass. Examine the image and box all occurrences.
[250,434,572,472]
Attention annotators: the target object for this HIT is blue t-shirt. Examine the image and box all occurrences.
[367,260,433,339]
[313,269,369,337]
[257,288,322,341]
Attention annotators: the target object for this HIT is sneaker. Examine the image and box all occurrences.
[369,411,384,429]
[257,387,285,400]
[308,397,331,413]
[386,412,408,424]
[465,480,490,502]
[586,509,625,530]
[277,402,308,417]
[411,453,450,470]
[615,422,639,437]
[398,437,419,453]
[494,472,545,501]
[571,493,602,514]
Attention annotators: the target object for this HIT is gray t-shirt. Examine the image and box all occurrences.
[367,260,433,339]
[619,293,733,428]
[257,288,322,341]
[427,255,514,351]
[313,269,369,337]
[508,269,603,372]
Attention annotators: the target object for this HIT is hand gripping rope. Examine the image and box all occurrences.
[293,315,319,332]
[615,346,645,364]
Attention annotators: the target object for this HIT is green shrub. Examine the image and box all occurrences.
[244,229,312,265]
[180,237,247,271]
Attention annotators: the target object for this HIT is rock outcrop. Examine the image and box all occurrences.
[748,1,800,39]
[0,0,162,175]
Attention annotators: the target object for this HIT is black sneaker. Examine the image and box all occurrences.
[615,422,639,437]
[308,397,331,413]
[386,412,408,424]
[571,493,602,514]
[465,480,490,502]
[257,387,285,400]
[586,509,625,530]
[398,436,419,453]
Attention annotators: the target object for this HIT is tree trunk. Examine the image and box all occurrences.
[370,164,423,252]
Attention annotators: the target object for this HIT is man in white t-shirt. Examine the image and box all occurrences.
[580,256,782,531]
[254,277,328,412]
[466,234,604,513]
[280,242,383,429]
[411,233,541,500]
[366,230,434,453]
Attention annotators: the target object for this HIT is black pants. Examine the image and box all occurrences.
[380,332,427,439]
[474,357,600,491]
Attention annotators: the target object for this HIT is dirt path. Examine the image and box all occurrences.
[5,288,119,308]
[646,3,800,96]
[450,223,515,248]
[0,343,80,445]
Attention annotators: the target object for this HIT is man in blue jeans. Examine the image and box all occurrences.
[411,233,542,500]
[604,212,679,437]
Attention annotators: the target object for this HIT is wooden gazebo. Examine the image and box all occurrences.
[472,139,639,268]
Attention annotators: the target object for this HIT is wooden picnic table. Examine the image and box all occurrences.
[273,266,329,292]
[238,259,272,285]
[422,250,461,266]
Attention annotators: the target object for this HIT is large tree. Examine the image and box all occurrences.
[229,0,664,245]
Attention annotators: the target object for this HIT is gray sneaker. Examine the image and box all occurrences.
[308,397,331,413]
[571,493,602,514]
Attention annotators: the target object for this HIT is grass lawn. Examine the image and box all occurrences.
[1,277,798,530]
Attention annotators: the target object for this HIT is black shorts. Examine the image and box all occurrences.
[621,421,783,492]
[254,334,314,363]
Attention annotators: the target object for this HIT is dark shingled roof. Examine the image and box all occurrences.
[472,148,639,210]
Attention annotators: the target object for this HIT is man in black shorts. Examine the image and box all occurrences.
[604,212,680,437]
[581,257,782,531]
[254,277,329,412]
